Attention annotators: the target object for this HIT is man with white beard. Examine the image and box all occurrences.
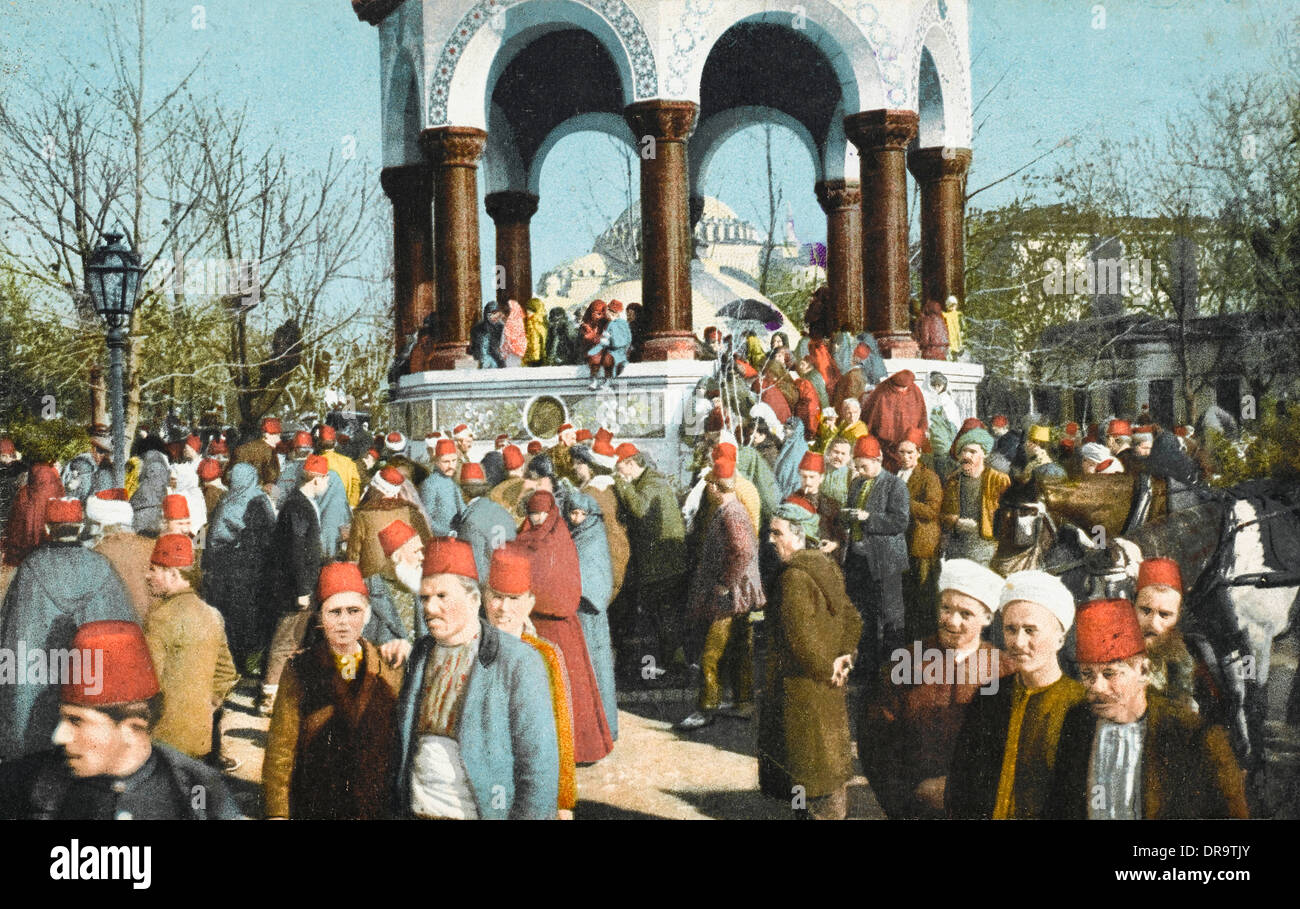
[359,519,425,668]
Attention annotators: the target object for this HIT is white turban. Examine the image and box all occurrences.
[938,559,1006,613]
[85,496,135,529]
[1080,442,1110,463]
[999,569,1076,631]
[749,402,783,441]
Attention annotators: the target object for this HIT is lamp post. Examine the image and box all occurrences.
[85,228,144,488]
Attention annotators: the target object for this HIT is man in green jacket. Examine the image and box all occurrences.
[612,443,687,677]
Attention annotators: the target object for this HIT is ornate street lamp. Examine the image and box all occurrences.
[85,228,144,487]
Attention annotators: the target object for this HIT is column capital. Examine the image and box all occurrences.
[815,179,862,213]
[624,100,698,143]
[380,163,431,201]
[844,109,919,152]
[419,126,487,168]
[907,146,973,183]
[484,190,539,225]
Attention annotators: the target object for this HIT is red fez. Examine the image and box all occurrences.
[95,488,129,502]
[958,418,984,434]
[292,431,312,449]
[526,490,555,514]
[379,465,404,487]
[317,561,367,604]
[386,431,404,445]
[302,454,329,477]
[367,448,380,459]
[162,494,189,520]
[615,442,639,461]
[452,423,471,437]
[1137,558,1183,593]
[711,457,735,479]
[208,439,228,456]
[0,439,15,455]
[460,462,486,483]
[502,445,525,470]
[495,434,509,445]
[712,441,737,461]
[423,537,478,581]
[197,458,221,481]
[1173,426,1189,438]
[186,435,201,452]
[378,519,418,557]
[853,436,882,459]
[783,494,816,514]
[262,418,282,434]
[45,498,83,523]
[425,431,441,441]
[489,547,532,595]
[1108,419,1132,437]
[319,425,336,442]
[991,414,1009,429]
[434,439,457,457]
[151,533,194,568]
[592,429,616,459]
[798,451,825,472]
[575,429,592,443]
[853,343,869,361]
[558,423,574,434]
[903,427,927,448]
[1075,599,1145,663]
[1065,422,1080,435]
[527,441,543,454]
[63,621,159,707]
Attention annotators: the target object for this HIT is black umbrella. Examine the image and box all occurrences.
[717,298,783,324]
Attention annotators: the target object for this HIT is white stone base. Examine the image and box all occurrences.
[393,361,716,486]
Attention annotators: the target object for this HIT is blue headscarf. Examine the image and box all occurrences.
[564,490,613,612]
[208,462,264,546]
[772,415,810,501]
[130,449,170,534]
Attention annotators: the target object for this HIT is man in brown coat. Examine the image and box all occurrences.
[347,466,433,579]
[1045,599,1248,819]
[198,458,226,516]
[263,561,404,819]
[897,430,943,642]
[87,489,158,621]
[229,417,282,491]
[143,534,239,762]
[759,502,862,819]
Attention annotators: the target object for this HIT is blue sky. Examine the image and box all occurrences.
[2,0,1294,302]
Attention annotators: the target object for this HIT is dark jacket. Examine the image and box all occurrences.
[614,467,687,587]
[842,470,910,577]
[266,488,322,609]
[230,437,280,488]
[0,743,243,820]
[1044,693,1248,819]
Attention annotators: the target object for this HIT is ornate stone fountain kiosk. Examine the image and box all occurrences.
[356,0,981,482]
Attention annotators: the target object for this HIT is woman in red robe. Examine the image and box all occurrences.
[512,490,614,763]
[2,463,65,567]
[862,369,929,473]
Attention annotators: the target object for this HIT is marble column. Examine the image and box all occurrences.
[814,178,864,334]
[624,100,698,360]
[380,163,435,356]
[845,109,920,358]
[908,146,972,310]
[485,190,539,310]
[419,126,487,370]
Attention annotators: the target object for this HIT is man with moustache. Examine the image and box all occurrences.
[1134,558,1225,725]
[861,558,1011,818]
[946,570,1086,819]
[420,438,466,537]
[819,437,854,508]
[362,519,429,665]
[1045,599,1248,819]
[940,427,1010,566]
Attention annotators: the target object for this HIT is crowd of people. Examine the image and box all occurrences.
[0,313,1245,820]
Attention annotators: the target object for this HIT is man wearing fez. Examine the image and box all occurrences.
[143,533,239,767]
[230,416,282,491]
[1134,558,1226,725]
[364,518,428,654]
[793,451,840,547]
[1106,418,1138,473]
[1045,599,1248,819]
[348,465,433,580]
[860,559,1011,819]
[0,497,135,760]
[392,538,558,819]
[454,462,517,582]
[260,453,329,715]
[264,561,405,820]
[947,570,1086,819]
[0,620,241,819]
[840,435,910,679]
[420,438,466,537]
[483,546,577,819]
[759,502,861,819]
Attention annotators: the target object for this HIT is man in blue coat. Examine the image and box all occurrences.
[452,463,516,581]
[0,497,136,760]
[839,435,911,680]
[392,537,558,819]
[420,439,466,537]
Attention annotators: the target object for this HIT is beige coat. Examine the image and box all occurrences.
[95,530,160,620]
[144,589,239,757]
